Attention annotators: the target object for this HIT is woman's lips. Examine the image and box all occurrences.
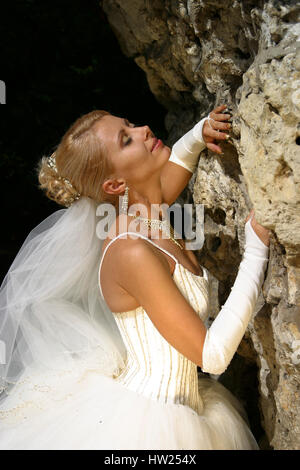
[152,139,162,151]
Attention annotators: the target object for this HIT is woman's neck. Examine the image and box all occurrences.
[113,211,171,240]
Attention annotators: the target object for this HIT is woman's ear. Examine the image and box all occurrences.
[102,178,126,196]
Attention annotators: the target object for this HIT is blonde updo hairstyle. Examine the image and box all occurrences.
[38,110,118,208]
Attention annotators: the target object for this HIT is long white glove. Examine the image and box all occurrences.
[201,213,269,375]
[168,116,209,173]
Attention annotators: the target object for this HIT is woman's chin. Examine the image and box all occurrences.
[164,145,172,158]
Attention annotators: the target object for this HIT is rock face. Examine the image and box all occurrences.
[102,0,300,449]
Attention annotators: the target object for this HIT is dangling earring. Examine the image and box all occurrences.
[120,185,129,215]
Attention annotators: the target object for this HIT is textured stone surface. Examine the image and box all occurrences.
[102,0,300,449]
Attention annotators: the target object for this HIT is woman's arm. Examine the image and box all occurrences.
[161,104,231,206]
[114,211,269,372]
[115,239,208,367]
[201,211,270,374]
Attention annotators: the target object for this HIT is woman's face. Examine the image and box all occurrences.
[93,114,171,196]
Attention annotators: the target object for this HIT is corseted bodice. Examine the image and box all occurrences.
[99,232,210,416]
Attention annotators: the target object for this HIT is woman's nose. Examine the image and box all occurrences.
[142,125,153,139]
[133,124,153,140]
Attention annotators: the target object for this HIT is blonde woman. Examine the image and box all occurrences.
[0,104,270,449]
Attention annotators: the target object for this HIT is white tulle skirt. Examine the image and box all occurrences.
[0,365,259,450]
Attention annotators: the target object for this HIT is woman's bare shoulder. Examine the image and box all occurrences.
[115,238,172,290]
[101,230,144,257]
[101,214,171,284]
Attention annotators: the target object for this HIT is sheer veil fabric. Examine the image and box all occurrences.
[0,197,126,416]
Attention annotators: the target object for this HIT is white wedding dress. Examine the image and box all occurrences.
[0,230,259,450]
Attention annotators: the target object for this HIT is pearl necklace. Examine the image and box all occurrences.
[127,213,184,250]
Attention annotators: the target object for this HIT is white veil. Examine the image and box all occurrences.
[0,196,126,416]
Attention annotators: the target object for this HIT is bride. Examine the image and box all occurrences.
[0,104,270,450]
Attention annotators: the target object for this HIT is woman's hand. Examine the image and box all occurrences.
[245,208,270,247]
[203,104,231,155]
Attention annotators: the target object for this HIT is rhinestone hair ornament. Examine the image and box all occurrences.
[47,153,81,206]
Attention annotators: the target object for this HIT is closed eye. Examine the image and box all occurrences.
[123,122,136,146]
[124,136,132,146]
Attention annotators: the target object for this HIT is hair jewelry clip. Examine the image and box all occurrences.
[47,154,58,172]
[47,153,81,205]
